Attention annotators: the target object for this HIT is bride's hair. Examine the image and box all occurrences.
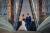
[22,14,24,17]
[23,19,25,21]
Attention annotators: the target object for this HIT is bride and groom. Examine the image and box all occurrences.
[18,13,31,31]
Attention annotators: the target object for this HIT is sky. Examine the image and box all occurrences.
[20,0,32,17]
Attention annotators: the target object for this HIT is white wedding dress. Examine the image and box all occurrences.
[18,21,27,31]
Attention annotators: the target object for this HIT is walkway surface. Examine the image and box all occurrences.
[0,16,14,32]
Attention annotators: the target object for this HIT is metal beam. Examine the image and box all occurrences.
[7,0,14,25]
[29,0,34,18]
[16,0,23,21]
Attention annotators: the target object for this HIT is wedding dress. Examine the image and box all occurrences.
[18,21,27,31]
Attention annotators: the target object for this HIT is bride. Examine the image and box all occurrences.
[18,14,27,31]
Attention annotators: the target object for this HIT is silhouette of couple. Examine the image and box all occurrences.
[18,13,32,31]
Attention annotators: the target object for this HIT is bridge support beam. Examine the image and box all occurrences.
[7,0,14,25]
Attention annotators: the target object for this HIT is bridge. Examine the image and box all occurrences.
[0,0,50,32]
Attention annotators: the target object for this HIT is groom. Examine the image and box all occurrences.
[25,13,32,31]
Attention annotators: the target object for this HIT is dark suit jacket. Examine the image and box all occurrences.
[26,16,31,24]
